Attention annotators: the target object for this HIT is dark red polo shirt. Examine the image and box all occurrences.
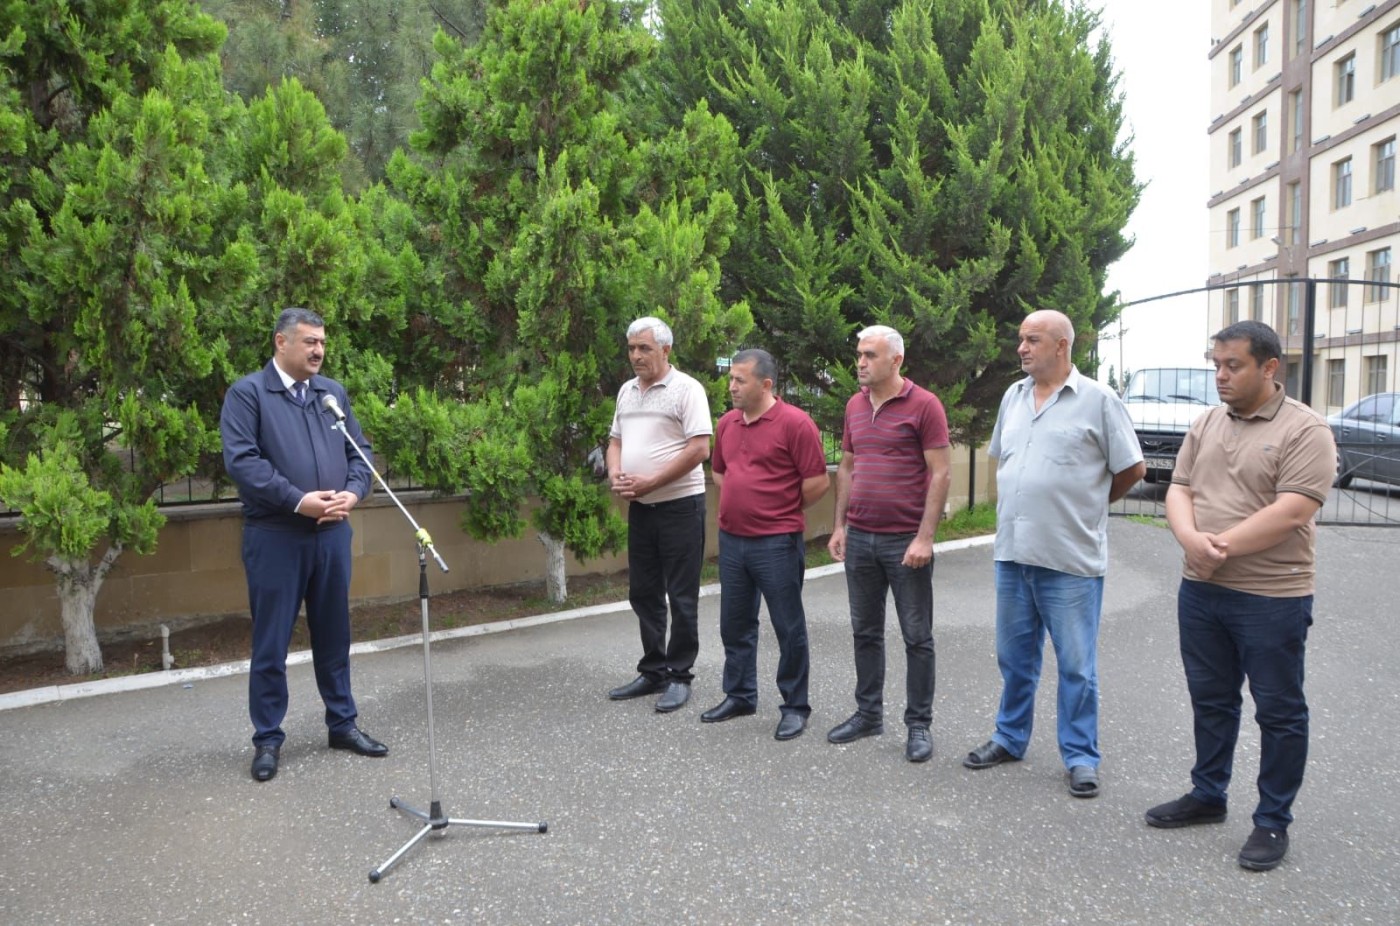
[841,379,949,534]
[712,398,828,537]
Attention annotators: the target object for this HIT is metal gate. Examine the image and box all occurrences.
[1105,278,1400,526]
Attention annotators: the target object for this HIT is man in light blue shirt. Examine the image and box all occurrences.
[963,310,1145,798]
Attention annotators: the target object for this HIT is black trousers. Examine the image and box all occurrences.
[627,493,706,683]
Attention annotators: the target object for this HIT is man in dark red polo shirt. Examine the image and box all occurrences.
[703,349,831,740]
[826,325,952,763]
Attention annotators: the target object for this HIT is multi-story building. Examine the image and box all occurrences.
[1207,0,1400,409]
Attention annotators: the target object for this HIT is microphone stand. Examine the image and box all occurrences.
[323,400,546,883]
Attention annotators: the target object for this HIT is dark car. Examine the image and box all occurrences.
[1329,392,1400,488]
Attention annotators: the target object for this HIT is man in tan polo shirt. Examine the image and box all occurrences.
[1145,320,1335,873]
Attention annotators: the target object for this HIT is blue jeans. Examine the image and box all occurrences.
[992,562,1104,769]
[627,494,706,683]
[718,530,810,716]
[1178,579,1312,831]
[843,527,935,727]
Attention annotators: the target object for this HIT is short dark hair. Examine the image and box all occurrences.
[1212,319,1281,366]
[276,307,325,338]
[731,348,777,385]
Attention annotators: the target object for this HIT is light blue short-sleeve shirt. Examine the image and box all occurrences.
[989,367,1143,577]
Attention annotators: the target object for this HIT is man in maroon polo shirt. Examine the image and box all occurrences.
[702,349,831,740]
[826,325,952,763]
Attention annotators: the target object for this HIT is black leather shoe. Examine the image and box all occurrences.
[1238,825,1288,871]
[608,675,667,700]
[963,740,1020,770]
[826,712,883,744]
[328,727,389,757]
[1145,793,1227,829]
[655,681,691,713]
[906,725,933,763]
[774,713,807,741]
[701,697,756,723]
[251,745,280,781]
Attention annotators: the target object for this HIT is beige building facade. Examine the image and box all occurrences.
[1208,0,1400,408]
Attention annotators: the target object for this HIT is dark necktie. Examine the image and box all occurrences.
[293,381,306,405]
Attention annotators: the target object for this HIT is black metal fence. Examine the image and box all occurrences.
[1109,277,1400,526]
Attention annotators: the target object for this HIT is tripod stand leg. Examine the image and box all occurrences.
[369,822,436,883]
[445,817,548,833]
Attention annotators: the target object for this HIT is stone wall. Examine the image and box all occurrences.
[0,445,993,651]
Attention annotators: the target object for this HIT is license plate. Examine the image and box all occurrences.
[1145,456,1176,470]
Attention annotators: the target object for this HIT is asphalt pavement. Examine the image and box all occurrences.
[1,519,1397,925]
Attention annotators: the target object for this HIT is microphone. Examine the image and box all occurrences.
[321,393,347,422]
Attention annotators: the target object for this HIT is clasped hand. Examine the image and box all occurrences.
[301,489,358,524]
[1183,531,1229,578]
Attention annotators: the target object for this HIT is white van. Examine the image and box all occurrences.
[1122,368,1221,483]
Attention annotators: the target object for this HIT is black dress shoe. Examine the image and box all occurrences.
[701,697,756,723]
[826,712,883,744]
[329,727,389,757]
[963,739,1019,770]
[655,681,691,713]
[251,745,280,782]
[906,725,933,763]
[608,675,667,700]
[774,713,808,741]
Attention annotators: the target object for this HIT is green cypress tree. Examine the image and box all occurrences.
[0,3,394,672]
[641,0,1139,440]
[370,0,749,601]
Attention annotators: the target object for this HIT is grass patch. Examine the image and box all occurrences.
[939,502,996,541]
[1126,514,1168,528]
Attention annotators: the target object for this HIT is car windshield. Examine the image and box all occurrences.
[1124,369,1220,405]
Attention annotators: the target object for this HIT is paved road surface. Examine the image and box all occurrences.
[1,520,1396,924]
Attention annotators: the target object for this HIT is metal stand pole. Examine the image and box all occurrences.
[321,410,546,882]
[369,546,546,883]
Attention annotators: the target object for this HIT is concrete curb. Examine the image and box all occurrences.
[0,533,995,713]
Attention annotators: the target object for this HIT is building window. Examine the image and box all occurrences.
[1252,111,1268,154]
[1336,53,1356,106]
[1328,359,1346,407]
[1289,89,1304,153]
[1228,128,1243,168]
[1329,257,1350,308]
[1294,0,1308,58]
[1376,137,1396,193]
[1251,197,1266,239]
[1382,24,1400,82]
[1285,181,1302,244]
[1366,248,1392,302]
[1230,45,1244,88]
[1227,208,1241,248]
[1334,157,1353,209]
[1251,282,1265,320]
[1227,288,1241,324]
[1255,23,1270,69]
[1366,355,1390,396]
[1286,281,1301,335]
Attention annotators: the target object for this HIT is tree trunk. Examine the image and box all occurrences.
[48,544,121,675]
[53,561,105,674]
[538,531,567,604]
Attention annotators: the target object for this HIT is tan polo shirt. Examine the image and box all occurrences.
[609,366,713,504]
[1172,383,1336,596]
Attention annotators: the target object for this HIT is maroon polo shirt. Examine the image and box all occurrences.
[842,379,949,534]
[712,398,828,537]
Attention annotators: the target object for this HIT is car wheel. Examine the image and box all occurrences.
[1335,450,1353,489]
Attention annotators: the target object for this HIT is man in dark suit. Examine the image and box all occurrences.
[221,307,388,782]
